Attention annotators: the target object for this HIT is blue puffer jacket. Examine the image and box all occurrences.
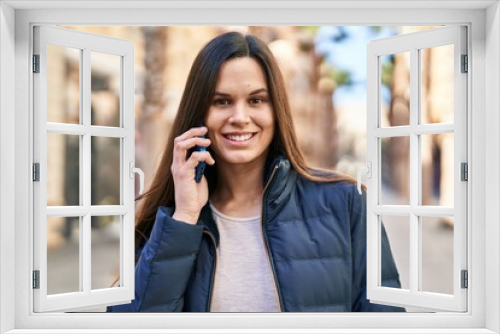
[108,156,405,312]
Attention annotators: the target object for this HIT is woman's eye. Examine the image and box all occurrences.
[250,97,266,104]
[214,99,229,106]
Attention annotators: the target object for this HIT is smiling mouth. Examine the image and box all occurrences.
[223,133,256,142]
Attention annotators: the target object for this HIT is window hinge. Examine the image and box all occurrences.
[461,54,468,73]
[33,163,40,182]
[461,270,468,289]
[33,54,40,73]
[33,270,40,289]
[461,162,468,181]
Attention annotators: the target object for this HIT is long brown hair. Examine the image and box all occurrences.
[134,31,367,251]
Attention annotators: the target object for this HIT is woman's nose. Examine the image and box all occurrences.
[229,102,250,123]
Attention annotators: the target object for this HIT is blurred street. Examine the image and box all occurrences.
[44,25,455,313]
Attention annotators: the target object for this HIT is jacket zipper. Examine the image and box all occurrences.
[260,164,283,312]
[205,163,283,312]
[203,229,218,312]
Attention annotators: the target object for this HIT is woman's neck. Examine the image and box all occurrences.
[210,159,266,217]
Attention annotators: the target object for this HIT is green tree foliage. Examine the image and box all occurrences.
[381,56,394,87]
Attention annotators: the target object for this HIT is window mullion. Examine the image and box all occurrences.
[46,123,129,138]
[409,47,419,295]
[122,51,135,290]
[82,47,91,295]
[81,215,90,294]
[78,47,84,293]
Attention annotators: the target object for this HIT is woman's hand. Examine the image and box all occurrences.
[171,126,215,225]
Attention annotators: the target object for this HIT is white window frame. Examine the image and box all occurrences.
[33,25,136,312]
[366,26,468,312]
[0,1,499,333]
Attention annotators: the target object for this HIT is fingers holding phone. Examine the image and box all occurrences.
[194,134,207,183]
[172,126,210,166]
[171,125,215,224]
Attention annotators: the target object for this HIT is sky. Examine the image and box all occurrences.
[315,26,396,106]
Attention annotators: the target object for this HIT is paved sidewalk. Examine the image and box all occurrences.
[47,221,120,312]
[379,184,454,312]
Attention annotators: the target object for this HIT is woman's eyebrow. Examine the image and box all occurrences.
[213,92,230,97]
[249,88,268,95]
[213,88,268,97]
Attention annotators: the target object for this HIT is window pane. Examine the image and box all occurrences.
[47,133,80,206]
[47,44,80,124]
[420,133,454,206]
[91,137,121,206]
[91,215,121,290]
[380,52,410,127]
[421,216,454,294]
[380,136,410,205]
[380,215,409,290]
[47,217,80,295]
[91,52,121,127]
[420,45,454,124]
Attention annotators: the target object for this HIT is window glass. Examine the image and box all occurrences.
[421,216,454,294]
[47,133,80,206]
[381,136,410,205]
[91,137,121,206]
[420,45,454,124]
[420,133,454,206]
[380,52,410,127]
[47,217,80,295]
[47,44,80,124]
[91,52,121,127]
[380,215,410,290]
[91,215,121,290]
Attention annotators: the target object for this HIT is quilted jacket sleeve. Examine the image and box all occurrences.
[349,186,406,312]
[107,206,204,312]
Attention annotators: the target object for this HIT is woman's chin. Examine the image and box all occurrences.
[218,151,265,166]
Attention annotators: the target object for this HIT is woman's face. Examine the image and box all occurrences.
[205,57,275,167]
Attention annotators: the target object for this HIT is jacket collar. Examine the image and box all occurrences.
[199,154,296,246]
[263,154,295,215]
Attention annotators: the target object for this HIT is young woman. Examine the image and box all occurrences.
[108,31,404,313]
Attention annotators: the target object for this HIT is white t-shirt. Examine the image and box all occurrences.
[209,202,280,312]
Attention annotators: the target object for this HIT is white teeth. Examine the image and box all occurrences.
[225,133,254,142]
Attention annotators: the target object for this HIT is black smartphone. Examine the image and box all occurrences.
[194,123,206,183]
